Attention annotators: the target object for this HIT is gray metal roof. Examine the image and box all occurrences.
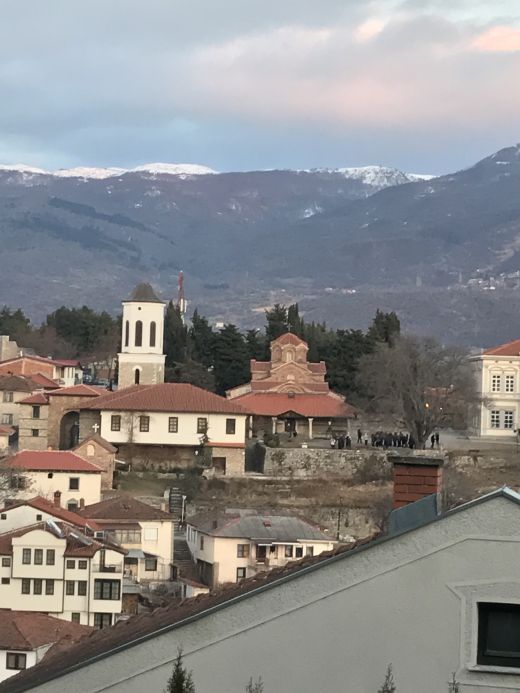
[188,511,332,542]
[125,282,164,303]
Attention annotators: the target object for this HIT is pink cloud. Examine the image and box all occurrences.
[473,26,520,52]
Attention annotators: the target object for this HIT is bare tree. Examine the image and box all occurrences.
[0,458,31,505]
[357,336,477,447]
[245,677,264,693]
[377,664,396,693]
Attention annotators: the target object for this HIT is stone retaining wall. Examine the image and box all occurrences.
[263,447,391,479]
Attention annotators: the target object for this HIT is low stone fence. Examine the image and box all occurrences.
[263,447,391,479]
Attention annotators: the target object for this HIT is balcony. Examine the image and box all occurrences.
[92,562,123,573]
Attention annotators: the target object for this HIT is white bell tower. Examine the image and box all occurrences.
[117,283,166,389]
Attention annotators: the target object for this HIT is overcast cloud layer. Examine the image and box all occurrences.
[1,0,519,174]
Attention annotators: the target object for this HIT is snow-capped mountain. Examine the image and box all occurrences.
[302,165,434,191]
[0,162,218,180]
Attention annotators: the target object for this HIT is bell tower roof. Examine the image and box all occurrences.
[126,282,164,304]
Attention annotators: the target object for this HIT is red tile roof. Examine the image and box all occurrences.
[271,333,308,347]
[74,434,117,454]
[7,450,102,473]
[0,425,15,437]
[52,359,82,368]
[233,392,355,418]
[0,496,101,532]
[81,383,250,415]
[49,384,105,397]
[29,373,60,389]
[18,392,49,405]
[0,611,92,650]
[78,494,172,521]
[482,338,520,356]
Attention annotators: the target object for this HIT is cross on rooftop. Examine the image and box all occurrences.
[92,423,100,434]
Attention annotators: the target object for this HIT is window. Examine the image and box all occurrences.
[134,368,140,385]
[150,321,156,348]
[143,527,157,542]
[478,602,520,667]
[36,514,42,521]
[47,472,53,479]
[491,410,500,429]
[78,580,87,596]
[46,549,55,565]
[139,415,150,432]
[237,544,250,558]
[94,579,121,600]
[67,501,78,511]
[506,375,515,393]
[199,535,204,550]
[226,418,236,435]
[306,546,314,557]
[197,418,208,434]
[145,558,158,571]
[69,477,80,490]
[71,613,81,624]
[124,320,129,348]
[2,557,10,567]
[66,580,75,596]
[6,653,26,670]
[3,391,13,403]
[21,579,30,594]
[135,320,143,347]
[236,567,246,581]
[1,414,13,425]
[66,559,76,569]
[284,545,294,558]
[168,416,178,433]
[31,429,39,437]
[504,411,515,429]
[295,546,303,558]
[0,514,5,520]
[492,374,501,392]
[34,549,43,565]
[94,613,112,629]
[78,560,87,570]
[32,405,40,419]
[33,579,42,595]
[111,415,121,432]
[22,549,31,565]
[1,578,10,585]
[45,580,54,595]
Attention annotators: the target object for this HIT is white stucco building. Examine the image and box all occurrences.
[0,521,125,628]
[8,457,520,693]
[470,338,520,437]
[0,611,91,683]
[4,450,102,509]
[186,510,335,586]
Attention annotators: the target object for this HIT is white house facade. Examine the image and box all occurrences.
[471,338,520,437]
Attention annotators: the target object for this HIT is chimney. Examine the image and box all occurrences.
[79,498,85,510]
[47,446,53,451]
[53,490,61,508]
[392,456,444,509]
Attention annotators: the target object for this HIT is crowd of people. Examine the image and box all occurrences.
[328,428,441,450]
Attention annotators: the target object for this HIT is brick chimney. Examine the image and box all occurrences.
[79,498,85,510]
[53,490,61,508]
[392,456,444,509]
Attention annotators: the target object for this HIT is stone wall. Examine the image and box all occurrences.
[263,447,391,479]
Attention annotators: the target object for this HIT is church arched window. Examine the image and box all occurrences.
[124,321,129,347]
[150,321,156,348]
[134,368,141,385]
[135,321,143,347]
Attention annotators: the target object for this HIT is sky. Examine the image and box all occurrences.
[1,0,519,175]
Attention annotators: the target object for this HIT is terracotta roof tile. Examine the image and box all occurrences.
[0,425,15,437]
[233,392,355,418]
[0,611,92,650]
[28,372,60,389]
[81,383,249,415]
[74,433,117,454]
[271,333,308,347]
[18,392,49,405]
[7,450,102,473]
[482,338,520,356]
[49,384,105,397]
[78,494,172,521]
[0,496,101,532]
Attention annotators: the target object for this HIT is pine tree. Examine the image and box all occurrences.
[164,301,188,367]
[368,310,401,346]
[213,324,250,394]
[287,303,304,337]
[264,304,288,343]
[188,310,215,369]
[245,677,264,693]
[164,649,195,693]
[245,329,266,361]
[377,664,396,693]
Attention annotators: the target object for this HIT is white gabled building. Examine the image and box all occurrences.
[0,521,125,628]
[470,338,520,437]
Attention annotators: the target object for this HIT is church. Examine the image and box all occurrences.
[227,332,354,439]
[78,283,249,476]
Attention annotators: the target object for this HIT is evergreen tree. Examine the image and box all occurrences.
[327,329,373,398]
[0,307,31,343]
[164,301,188,367]
[287,303,304,337]
[165,360,216,392]
[377,664,396,693]
[213,324,250,394]
[264,304,288,343]
[45,305,118,355]
[368,310,401,346]
[164,650,195,693]
[245,329,266,361]
[188,310,215,369]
